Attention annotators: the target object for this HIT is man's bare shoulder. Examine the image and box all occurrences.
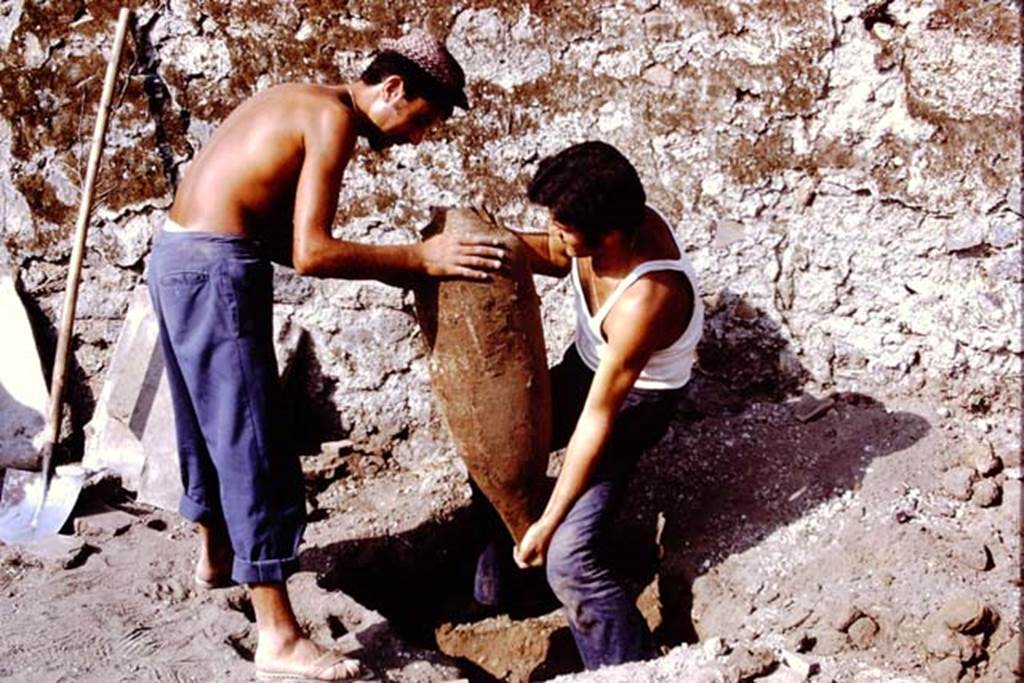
[239,83,353,124]
[605,272,693,351]
[615,274,684,324]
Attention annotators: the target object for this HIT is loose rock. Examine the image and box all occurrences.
[21,535,89,569]
[780,649,819,679]
[726,645,776,680]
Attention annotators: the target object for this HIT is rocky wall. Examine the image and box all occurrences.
[1,0,1019,467]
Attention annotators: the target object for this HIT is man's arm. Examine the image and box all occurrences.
[514,278,683,567]
[290,108,505,281]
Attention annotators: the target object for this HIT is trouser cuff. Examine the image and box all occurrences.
[179,493,218,524]
[233,555,301,585]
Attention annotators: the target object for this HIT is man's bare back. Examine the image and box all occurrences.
[170,84,355,240]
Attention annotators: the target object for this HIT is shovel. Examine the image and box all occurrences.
[0,8,131,545]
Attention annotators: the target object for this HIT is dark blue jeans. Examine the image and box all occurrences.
[148,230,305,585]
[476,345,680,670]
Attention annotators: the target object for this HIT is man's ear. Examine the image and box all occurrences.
[381,74,406,103]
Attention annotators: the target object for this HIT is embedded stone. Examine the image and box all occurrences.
[968,448,1002,477]
[713,220,746,249]
[952,541,992,572]
[925,626,961,659]
[926,657,963,683]
[756,665,806,683]
[990,633,1023,675]
[690,667,733,683]
[72,506,137,538]
[793,394,835,423]
[810,628,846,655]
[971,479,1001,507]
[955,633,984,664]
[786,631,816,654]
[21,534,88,569]
[702,636,730,658]
[847,615,879,649]
[938,596,988,633]
[941,466,975,501]
[780,607,813,631]
[726,646,776,680]
[831,602,864,632]
[642,64,674,88]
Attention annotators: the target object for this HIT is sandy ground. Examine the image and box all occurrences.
[0,386,1019,682]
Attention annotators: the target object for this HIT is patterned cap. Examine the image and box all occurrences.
[380,29,469,110]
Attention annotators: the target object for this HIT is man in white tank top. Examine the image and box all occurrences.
[476,141,703,670]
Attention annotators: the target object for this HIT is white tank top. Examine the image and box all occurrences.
[571,211,703,391]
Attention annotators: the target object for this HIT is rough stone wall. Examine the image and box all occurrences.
[1,0,1019,464]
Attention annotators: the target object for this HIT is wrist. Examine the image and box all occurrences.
[535,512,561,535]
[408,241,427,274]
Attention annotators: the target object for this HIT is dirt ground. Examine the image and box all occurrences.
[0,382,1020,682]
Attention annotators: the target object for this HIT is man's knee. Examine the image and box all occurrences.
[545,528,591,605]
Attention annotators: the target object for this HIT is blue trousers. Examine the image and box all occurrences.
[148,230,305,585]
[475,345,680,669]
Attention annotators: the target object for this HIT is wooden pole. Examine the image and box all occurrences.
[35,9,131,503]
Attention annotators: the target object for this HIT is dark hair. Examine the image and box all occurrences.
[527,141,646,241]
[360,51,459,118]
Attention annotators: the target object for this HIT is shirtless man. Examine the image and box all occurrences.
[147,31,504,681]
[476,141,703,670]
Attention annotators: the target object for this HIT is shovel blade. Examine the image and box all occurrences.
[0,466,85,545]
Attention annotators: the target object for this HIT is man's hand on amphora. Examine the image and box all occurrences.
[418,232,507,280]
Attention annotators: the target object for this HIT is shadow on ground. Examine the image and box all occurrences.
[605,291,932,648]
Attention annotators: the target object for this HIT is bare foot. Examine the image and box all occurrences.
[195,520,234,587]
[254,637,361,681]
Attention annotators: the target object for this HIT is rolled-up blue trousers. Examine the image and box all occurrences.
[147,229,305,585]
